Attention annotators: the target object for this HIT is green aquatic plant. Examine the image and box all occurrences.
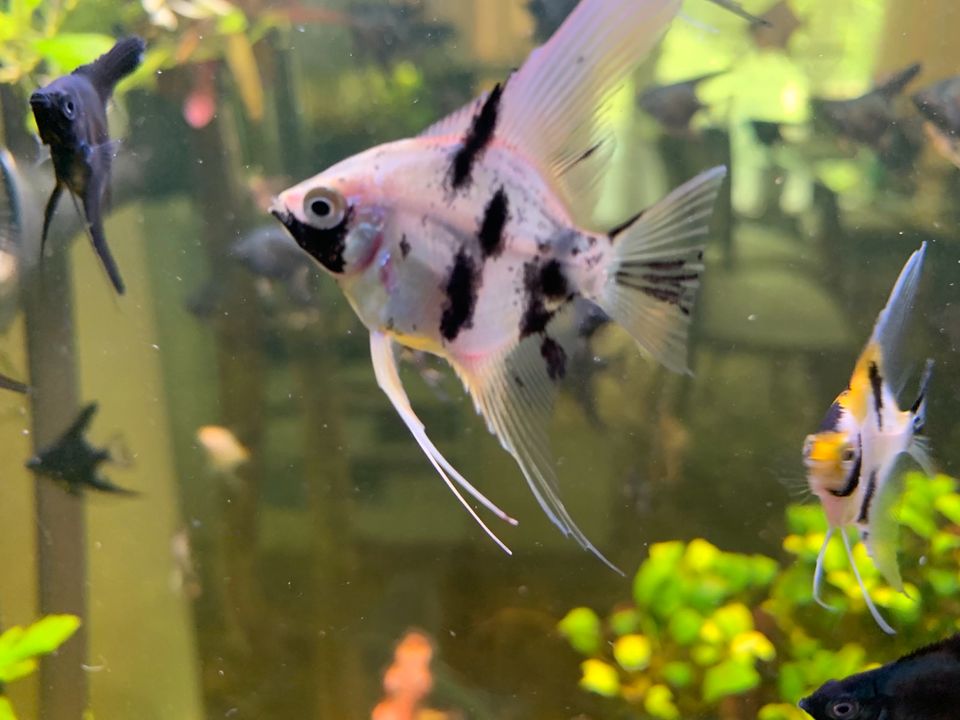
[0,614,80,720]
[559,472,960,718]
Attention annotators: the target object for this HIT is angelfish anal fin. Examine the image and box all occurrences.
[368,331,516,553]
[449,331,623,574]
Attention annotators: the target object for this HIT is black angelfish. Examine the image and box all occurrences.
[799,634,960,720]
[29,36,145,295]
[638,72,725,134]
[26,402,136,495]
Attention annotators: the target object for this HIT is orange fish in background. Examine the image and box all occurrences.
[373,631,456,720]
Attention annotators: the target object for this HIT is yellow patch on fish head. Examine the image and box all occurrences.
[803,431,860,525]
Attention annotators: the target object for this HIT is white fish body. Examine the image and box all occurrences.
[272,0,728,568]
[803,243,933,633]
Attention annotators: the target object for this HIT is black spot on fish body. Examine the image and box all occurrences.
[857,469,878,523]
[539,259,569,300]
[399,234,411,258]
[869,361,884,430]
[478,187,509,259]
[450,82,504,190]
[540,336,567,381]
[271,207,352,274]
[520,259,573,338]
[440,249,480,341]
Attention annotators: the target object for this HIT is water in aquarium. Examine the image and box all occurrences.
[1,1,960,718]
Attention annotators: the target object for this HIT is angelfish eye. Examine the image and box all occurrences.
[303,187,346,229]
[62,99,75,118]
[840,446,856,463]
[828,699,858,719]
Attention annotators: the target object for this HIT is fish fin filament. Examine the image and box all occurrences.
[840,528,896,635]
[368,331,517,554]
[812,526,836,611]
[451,330,623,574]
[596,166,726,374]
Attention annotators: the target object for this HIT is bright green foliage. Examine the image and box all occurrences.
[0,615,81,720]
[560,472,960,718]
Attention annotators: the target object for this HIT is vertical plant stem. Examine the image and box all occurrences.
[22,250,87,720]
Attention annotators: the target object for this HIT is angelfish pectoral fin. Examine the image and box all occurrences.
[813,526,837,611]
[450,331,623,574]
[40,183,63,262]
[82,171,125,295]
[368,331,517,554]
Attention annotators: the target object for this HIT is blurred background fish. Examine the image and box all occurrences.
[229,224,318,305]
[638,71,726,135]
[195,424,250,475]
[912,75,960,168]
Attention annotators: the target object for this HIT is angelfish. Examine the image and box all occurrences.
[30,36,146,295]
[802,243,933,634]
[271,0,727,568]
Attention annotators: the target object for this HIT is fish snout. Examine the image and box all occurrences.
[29,91,53,109]
[798,696,812,713]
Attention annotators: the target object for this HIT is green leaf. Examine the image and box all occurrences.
[644,684,680,720]
[0,695,17,720]
[668,607,703,645]
[608,607,641,636]
[935,493,960,525]
[662,661,694,689]
[711,603,753,639]
[0,615,80,678]
[579,659,620,697]
[0,659,36,684]
[702,659,760,703]
[613,634,651,672]
[557,607,601,656]
[216,7,249,35]
[31,34,115,73]
[633,541,684,608]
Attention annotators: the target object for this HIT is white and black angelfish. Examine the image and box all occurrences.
[271,0,728,569]
[802,243,934,634]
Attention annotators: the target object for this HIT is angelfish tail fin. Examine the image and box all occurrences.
[595,166,726,374]
[75,37,146,102]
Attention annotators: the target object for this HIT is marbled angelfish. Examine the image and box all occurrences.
[802,243,933,633]
[271,0,727,569]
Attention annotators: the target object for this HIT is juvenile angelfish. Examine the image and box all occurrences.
[800,633,960,720]
[30,36,145,295]
[802,243,933,633]
[271,0,727,568]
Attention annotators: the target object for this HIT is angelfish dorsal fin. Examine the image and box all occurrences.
[473,0,683,227]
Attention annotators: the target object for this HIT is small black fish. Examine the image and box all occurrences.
[25,402,136,495]
[799,634,960,720]
[29,36,145,295]
[0,371,28,394]
[638,72,725,134]
[812,62,922,149]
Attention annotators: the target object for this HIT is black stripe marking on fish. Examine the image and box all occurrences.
[829,436,863,498]
[540,336,567,381]
[869,361,884,430]
[272,206,352,274]
[440,249,480,341]
[857,468,878,523]
[608,209,645,240]
[479,187,509,259]
[818,399,844,432]
[450,82,504,191]
[399,234,411,259]
[519,259,572,338]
